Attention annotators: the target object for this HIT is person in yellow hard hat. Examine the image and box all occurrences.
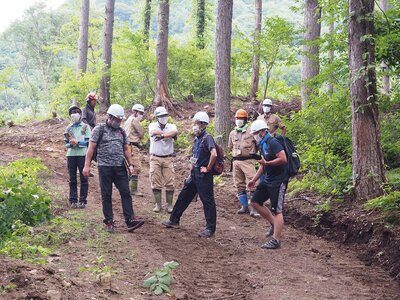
[228,109,259,217]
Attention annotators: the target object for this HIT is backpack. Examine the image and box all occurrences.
[92,124,127,162]
[200,133,225,176]
[268,135,300,178]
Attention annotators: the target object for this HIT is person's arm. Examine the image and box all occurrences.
[247,164,264,189]
[200,148,217,173]
[134,120,145,139]
[259,150,287,167]
[83,141,96,177]
[123,144,134,175]
[81,108,89,125]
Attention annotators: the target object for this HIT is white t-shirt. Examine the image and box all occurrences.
[149,122,177,156]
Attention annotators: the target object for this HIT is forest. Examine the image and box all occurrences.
[0,0,400,298]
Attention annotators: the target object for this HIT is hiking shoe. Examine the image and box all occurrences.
[197,229,214,238]
[153,203,161,213]
[166,203,174,214]
[70,202,78,209]
[78,202,86,209]
[127,219,145,232]
[261,238,281,250]
[104,221,114,233]
[237,206,249,214]
[265,225,274,237]
[249,206,260,218]
[162,220,180,228]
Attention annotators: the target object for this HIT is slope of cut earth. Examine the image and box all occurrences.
[0,118,399,299]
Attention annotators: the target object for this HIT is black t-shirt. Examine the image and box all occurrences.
[260,136,288,184]
[193,131,216,168]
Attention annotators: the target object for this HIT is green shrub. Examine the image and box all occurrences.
[364,191,400,224]
[0,158,52,242]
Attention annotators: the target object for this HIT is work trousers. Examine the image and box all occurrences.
[67,156,88,204]
[98,166,135,224]
[149,155,175,191]
[232,159,256,193]
[170,168,216,232]
[130,145,142,176]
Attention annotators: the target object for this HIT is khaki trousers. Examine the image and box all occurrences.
[149,155,175,191]
[232,159,256,193]
[130,145,142,176]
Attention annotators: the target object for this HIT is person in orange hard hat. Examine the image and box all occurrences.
[228,109,259,217]
[82,92,98,129]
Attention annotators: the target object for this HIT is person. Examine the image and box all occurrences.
[82,92,98,129]
[257,98,286,137]
[123,104,145,196]
[148,106,178,213]
[162,112,218,238]
[83,104,144,233]
[228,109,259,217]
[64,105,91,209]
[247,119,288,249]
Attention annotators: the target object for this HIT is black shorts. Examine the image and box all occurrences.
[251,181,288,213]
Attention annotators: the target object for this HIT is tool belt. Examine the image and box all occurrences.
[151,154,175,158]
[232,156,254,161]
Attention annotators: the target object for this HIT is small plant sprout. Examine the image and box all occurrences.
[143,261,179,295]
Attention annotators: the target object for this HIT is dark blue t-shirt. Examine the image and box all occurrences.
[193,131,216,168]
[260,135,288,184]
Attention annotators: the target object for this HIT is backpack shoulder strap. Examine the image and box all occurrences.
[97,123,105,145]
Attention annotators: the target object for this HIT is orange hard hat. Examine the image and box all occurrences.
[86,92,98,101]
[235,109,248,118]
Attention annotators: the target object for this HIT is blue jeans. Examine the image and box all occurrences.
[170,168,216,232]
[98,166,135,224]
[67,156,88,204]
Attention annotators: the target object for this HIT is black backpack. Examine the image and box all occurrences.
[268,135,300,178]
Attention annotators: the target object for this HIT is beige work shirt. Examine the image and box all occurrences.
[257,113,285,136]
[228,126,257,158]
[123,115,144,144]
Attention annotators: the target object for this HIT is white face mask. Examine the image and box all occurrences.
[136,114,143,121]
[263,106,271,113]
[158,116,168,125]
[71,113,81,123]
[235,119,245,128]
[254,132,263,143]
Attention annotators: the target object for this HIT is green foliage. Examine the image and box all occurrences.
[364,192,400,224]
[143,261,179,295]
[0,158,52,242]
[381,112,400,168]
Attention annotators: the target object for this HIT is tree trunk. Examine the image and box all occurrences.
[250,0,262,101]
[76,0,90,77]
[348,0,386,201]
[154,0,174,110]
[196,0,206,49]
[327,21,334,97]
[380,0,390,95]
[215,0,233,149]
[143,0,152,50]
[301,0,321,107]
[99,0,115,112]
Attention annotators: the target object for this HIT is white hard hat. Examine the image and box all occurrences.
[250,120,269,134]
[107,104,125,119]
[193,111,210,124]
[263,98,273,106]
[132,104,145,113]
[154,106,168,117]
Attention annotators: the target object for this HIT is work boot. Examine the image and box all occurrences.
[152,189,162,213]
[237,206,249,214]
[166,190,174,213]
[129,176,143,197]
[249,205,260,218]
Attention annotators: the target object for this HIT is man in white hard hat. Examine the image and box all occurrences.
[257,98,286,137]
[123,104,145,196]
[83,104,145,233]
[149,106,178,213]
[162,112,218,238]
[247,119,288,249]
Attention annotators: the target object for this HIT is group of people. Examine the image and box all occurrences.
[64,95,289,249]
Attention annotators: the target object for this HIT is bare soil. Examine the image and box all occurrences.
[0,104,399,300]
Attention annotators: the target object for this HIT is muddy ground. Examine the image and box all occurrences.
[0,102,399,299]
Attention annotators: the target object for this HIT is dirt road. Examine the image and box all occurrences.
[0,120,399,299]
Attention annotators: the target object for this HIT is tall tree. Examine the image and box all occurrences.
[327,20,334,97]
[154,0,173,110]
[215,0,233,148]
[348,0,386,200]
[301,0,321,107]
[99,0,115,112]
[250,0,262,101]
[380,0,390,94]
[143,0,152,50]
[196,0,206,49]
[76,0,90,77]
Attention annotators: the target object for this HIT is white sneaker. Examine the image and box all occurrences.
[153,203,161,213]
[166,203,173,213]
